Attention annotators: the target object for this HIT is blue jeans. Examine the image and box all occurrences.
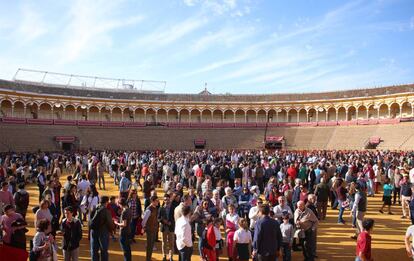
[119,232,131,261]
[91,230,109,261]
[367,179,374,196]
[130,217,138,240]
[198,237,203,257]
[338,200,345,223]
[179,246,193,261]
[282,242,292,261]
[352,214,357,227]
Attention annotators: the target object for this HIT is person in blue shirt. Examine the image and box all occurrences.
[119,172,131,199]
[379,177,394,215]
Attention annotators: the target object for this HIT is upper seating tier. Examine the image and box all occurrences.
[1,79,413,102]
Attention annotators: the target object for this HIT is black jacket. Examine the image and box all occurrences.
[60,218,82,251]
[253,216,283,255]
[158,204,175,232]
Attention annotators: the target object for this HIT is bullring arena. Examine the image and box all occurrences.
[0,71,413,261]
[1,72,414,152]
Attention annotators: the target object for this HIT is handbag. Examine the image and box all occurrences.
[135,217,143,235]
[341,200,350,209]
[294,228,305,239]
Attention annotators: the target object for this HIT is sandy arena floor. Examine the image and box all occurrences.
[23,172,410,260]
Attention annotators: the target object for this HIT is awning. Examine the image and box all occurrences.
[369,136,381,144]
[55,136,76,143]
[194,139,206,145]
[265,136,284,142]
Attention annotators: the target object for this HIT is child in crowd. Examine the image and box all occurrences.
[233,218,252,261]
[379,177,394,215]
[213,218,223,261]
[280,213,294,261]
[356,219,374,261]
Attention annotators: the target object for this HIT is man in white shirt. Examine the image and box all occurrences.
[274,196,293,222]
[77,174,90,197]
[175,205,193,261]
[248,198,263,232]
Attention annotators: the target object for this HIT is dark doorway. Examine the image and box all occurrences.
[62,142,72,151]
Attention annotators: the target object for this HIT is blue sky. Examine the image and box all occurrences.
[0,0,413,94]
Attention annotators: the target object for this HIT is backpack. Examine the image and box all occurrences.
[201,229,213,250]
[37,173,44,187]
[89,206,105,230]
[29,239,40,261]
[15,191,29,209]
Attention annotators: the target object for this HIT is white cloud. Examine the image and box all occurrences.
[183,52,250,77]
[183,0,243,15]
[135,16,207,49]
[226,48,328,84]
[15,4,48,43]
[183,0,198,6]
[53,0,144,64]
[190,25,255,53]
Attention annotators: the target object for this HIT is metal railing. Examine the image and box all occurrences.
[13,68,166,93]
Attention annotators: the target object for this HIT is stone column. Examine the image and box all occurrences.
[399,104,402,118]
[411,103,414,117]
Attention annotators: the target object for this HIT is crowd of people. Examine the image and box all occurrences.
[0,149,414,261]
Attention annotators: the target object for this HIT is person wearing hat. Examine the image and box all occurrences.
[59,206,82,261]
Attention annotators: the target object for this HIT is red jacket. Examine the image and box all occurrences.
[203,224,216,260]
[287,167,297,180]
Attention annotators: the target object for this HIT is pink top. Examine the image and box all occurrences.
[1,212,23,243]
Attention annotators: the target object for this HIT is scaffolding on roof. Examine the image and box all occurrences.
[13,68,166,93]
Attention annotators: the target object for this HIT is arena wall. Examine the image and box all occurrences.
[1,122,413,152]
